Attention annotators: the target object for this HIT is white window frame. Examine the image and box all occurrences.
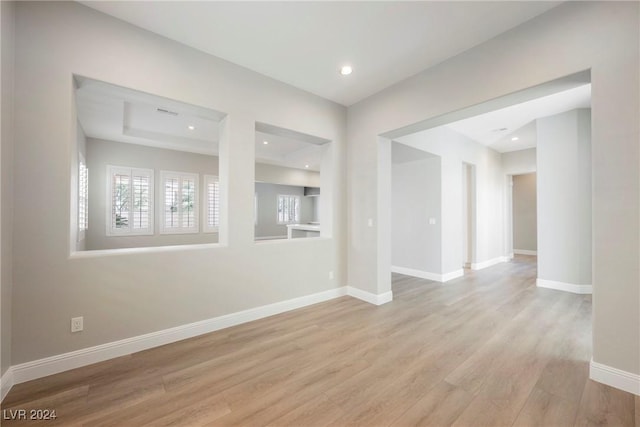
[203,175,220,233]
[277,194,301,225]
[106,165,154,236]
[160,170,199,235]
[78,152,89,241]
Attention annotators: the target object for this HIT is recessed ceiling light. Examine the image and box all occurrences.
[263,140,269,145]
[305,164,310,168]
[511,136,519,141]
[187,125,195,130]
[340,65,353,76]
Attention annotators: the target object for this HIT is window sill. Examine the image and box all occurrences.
[254,236,331,245]
[69,242,224,259]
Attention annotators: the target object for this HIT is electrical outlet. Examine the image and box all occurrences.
[329,271,334,280]
[71,317,83,333]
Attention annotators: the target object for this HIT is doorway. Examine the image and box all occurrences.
[510,172,537,256]
[380,72,592,295]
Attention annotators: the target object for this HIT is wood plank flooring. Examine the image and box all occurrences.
[2,255,637,426]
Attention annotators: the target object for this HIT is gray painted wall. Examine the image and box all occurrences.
[391,155,442,274]
[397,126,504,275]
[85,138,219,250]
[254,183,314,239]
[1,0,15,377]
[537,109,591,285]
[347,2,638,375]
[512,173,537,252]
[11,1,346,366]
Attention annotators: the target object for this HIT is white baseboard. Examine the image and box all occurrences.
[470,256,509,270]
[442,269,464,282]
[346,286,393,305]
[536,278,592,294]
[392,266,440,281]
[1,367,14,402]
[10,286,349,386]
[7,285,396,387]
[590,359,640,396]
[514,249,537,256]
[391,266,463,283]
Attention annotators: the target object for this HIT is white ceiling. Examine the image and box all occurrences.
[75,77,224,155]
[445,84,591,153]
[490,121,537,154]
[76,76,326,170]
[79,1,561,106]
[255,130,326,172]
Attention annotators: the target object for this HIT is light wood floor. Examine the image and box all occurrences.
[2,256,638,426]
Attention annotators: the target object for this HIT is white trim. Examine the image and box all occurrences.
[69,243,224,259]
[514,249,537,256]
[1,367,14,402]
[391,266,463,283]
[346,286,393,305]
[536,278,592,294]
[442,269,464,282]
[276,194,301,225]
[202,175,220,233]
[590,358,640,396]
[78,152,88,242]
[254,235,288,241]
[470,256,510,270]
[253,236,328,245]
[159,170,200,235]
[10,287,348,385]
[106,165,154,237]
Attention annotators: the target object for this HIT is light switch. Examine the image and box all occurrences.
[429,218,436,225]
[367,218,374,227]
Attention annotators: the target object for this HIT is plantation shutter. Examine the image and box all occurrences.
[277,195,300,224]
[78,153,89,240]
[204,175,220,232]
[160,171,199,234]
[107,166,153,236]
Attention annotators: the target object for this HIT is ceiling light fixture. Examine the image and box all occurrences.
[263,140,269,145]
[511,136,519,141]
[340,65,353,76]
[305,164,310,168]
[187,125,195,130]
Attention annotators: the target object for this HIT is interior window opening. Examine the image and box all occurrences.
[253,122,330,241]
[72,76,225,251]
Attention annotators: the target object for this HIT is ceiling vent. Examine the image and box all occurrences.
[156,107,178,116]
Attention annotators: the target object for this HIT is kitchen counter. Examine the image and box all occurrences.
[286,224,320,239]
